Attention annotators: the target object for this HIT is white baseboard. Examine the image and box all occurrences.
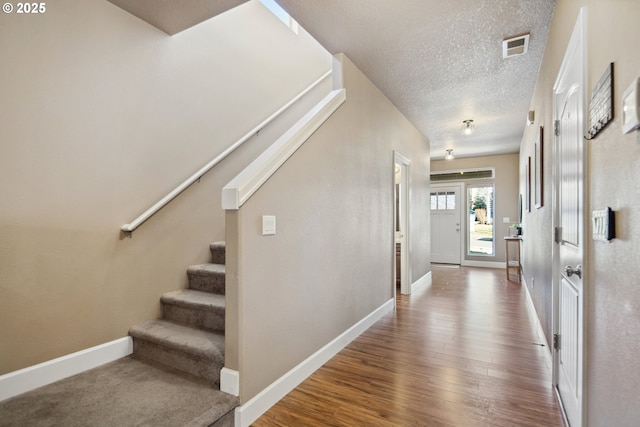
[234,298,395,427]
[461,260,506,269]
[0,337,132,402]
[412,270,432,292]
[522,278,553,368]
[220,367,239,396]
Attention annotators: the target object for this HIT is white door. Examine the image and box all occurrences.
[430,184,461,264]
[553,8,586,427]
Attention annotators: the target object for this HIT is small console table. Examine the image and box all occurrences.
[504,236,522,282]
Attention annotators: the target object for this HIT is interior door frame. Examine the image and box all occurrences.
[394,152,411,296]
[551,7,587,426]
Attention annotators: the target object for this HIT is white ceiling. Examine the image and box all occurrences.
[107,0,555,160]
[275,0,555,159]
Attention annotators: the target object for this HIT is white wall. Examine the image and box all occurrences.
[227,54,431,402]
[521,0,640,424]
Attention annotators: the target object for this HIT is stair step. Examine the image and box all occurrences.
[210,241,225,265]
[161,289,225,332]
[0,357,238,427]
[188,263,225,294]
[129,319,225,384]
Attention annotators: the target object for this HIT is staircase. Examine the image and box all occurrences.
[129,241,236,424]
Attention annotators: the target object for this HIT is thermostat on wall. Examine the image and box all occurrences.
[622,77,640,134]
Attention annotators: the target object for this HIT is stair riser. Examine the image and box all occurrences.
[211,410,235,427]
[163,304,225,332]
[188,272,225,294]
[132,339,221,385]
[210,246,225,265]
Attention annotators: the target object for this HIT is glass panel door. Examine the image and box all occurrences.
[468,185,495,256]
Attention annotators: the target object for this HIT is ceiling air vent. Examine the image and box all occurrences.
[503,34,530,58]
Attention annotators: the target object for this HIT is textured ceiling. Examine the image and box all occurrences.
[275,0,555,159]
[107,0,555,159]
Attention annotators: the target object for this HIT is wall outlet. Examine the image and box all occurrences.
[503,217,510,223]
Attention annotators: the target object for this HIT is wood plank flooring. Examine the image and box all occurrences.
[252,266,565,426]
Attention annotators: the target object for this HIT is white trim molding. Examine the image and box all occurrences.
[522,277,553,369]
[412,270,432,292]
[234,299,394,427]
[461,260,506,269]
[222,89,346,210]
[0,337,132,402]
[220,367,239,397]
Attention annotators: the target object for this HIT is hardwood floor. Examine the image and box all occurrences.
[252,266,565,426]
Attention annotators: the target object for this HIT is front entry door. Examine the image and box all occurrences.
[553,8,586,426]
[430,185,461,264]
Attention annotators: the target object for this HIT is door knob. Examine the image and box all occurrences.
[564,265,582,279]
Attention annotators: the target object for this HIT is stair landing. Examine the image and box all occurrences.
[0,356,237,427]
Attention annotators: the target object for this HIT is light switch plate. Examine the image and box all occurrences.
[262,215,276,236]
[592,208,615,241]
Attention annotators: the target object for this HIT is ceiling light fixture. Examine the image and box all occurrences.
[445,149,454,160]
[462,119,474,135]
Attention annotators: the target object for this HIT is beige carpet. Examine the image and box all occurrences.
[0,356,237,427]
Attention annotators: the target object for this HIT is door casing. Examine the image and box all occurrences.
[394,152,411,296]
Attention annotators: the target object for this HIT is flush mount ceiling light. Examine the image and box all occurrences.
[461,119,474,135]
[445,149,454,160]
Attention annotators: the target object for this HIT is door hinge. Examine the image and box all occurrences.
[554,120,560,136]
[554,227,562,243]
[553,333,560,350]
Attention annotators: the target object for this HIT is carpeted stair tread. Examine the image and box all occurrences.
[0,357,237,427]
[161,289,225,310]
[161,290,226,332]
[130,319,224,360]
[210,241,226,265]
[189,263,225,275]
[188,263,226,294]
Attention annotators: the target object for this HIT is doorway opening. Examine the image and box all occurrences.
[394,152,411,296]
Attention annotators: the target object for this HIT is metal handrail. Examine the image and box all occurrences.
[121,69,332,236]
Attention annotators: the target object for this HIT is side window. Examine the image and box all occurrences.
[467,185,495,256]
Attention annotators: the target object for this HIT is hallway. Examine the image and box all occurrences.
[253,266,565,426]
